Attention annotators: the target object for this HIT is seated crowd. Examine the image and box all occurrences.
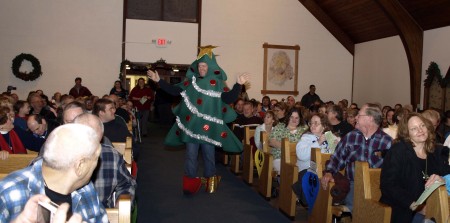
[3,79,450,222]
[0,77,143,222]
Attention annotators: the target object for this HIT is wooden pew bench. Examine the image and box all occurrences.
[425,184,450,223]
[242,126,257,184]
[353,161,391,223]
[112,136,133,173]
[257,131,274,200]
[230,126,256,175]
[0,154,38,174]
[106,194,132,223]
[278,138,298,219]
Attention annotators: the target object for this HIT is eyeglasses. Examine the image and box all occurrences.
[308,122,321,126]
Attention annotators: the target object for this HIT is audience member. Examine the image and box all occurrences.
[269,108,308,174]
[270,99,278,110]
[292,113,332,206]
[380,113,450,222]
[255,110,277,150]
[107,94,130,123]
[74,113,136,208]
[422,109,443,144]
[234,98,245,118]
[110,80,129,99]
[300,85,321,108]
[28,93,57,122]
[346,108,358,127]
[327,105,354,137]
[13,100,30,130]
[129,78,153,137]
[1,106,45,153]
[27,114,60,139]
[350,103,358,110]
[261,96,271,112]
[394,103,402,111]
[69,77,92,98]
[93,98,131,142]
[321,103,392,212]
[233,102,263,141]
[273,102,288,124]
[0,124,108,222]
[286,96,296,109]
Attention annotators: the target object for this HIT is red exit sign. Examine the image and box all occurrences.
[152,38,172,48]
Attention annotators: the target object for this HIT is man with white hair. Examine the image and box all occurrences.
[320,103,392,213]
[0,124,108,222]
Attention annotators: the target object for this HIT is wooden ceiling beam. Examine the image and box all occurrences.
[298,0,354,55]
[376,0,423,109]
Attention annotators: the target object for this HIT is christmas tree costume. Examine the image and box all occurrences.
[154,46,244,194]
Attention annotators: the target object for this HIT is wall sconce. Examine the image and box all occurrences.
[172,66,179,72]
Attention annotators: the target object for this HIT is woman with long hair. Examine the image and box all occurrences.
[110,80,129,99]
[380,113,450,223]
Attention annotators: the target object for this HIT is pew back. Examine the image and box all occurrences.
[278,138,299,219]
[0,154,37,174]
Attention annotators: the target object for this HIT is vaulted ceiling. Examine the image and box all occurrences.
[299,0,450,108]
[299,0,450,54]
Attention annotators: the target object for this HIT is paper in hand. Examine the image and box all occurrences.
[324,131,338,153]
[415,180,445,205]
[140,97,148,105]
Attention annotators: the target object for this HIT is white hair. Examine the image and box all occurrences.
[42,124,99,170]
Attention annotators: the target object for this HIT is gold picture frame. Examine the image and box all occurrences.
[261,43,300,96]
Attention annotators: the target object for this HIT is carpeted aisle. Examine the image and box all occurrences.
[136,123,291,223]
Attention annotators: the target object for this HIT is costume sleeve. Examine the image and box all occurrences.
[254,125,262,150]
[221,83,242,104]
[380,143,415,209]
[114,155,137,205]
[158,79,182,96]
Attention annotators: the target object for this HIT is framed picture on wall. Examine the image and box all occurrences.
[261,43,300,96]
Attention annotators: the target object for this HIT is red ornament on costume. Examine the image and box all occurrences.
[197,98,203,105]
[210,80,216,86]
[184,81,190,86]
[214,70,220,75]
[221,132,227,138]
[203,124,210,131]
[186,115,191,122]
[223,87,229,92]
[222,107,227,113]
[176,130,180,136]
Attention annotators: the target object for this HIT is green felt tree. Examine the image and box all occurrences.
[164,46,243,153]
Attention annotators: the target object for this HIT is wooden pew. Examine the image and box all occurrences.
[258,131,274,200]
[242,126,256,184]
[308,148,333,223]
[0,154,38,174]
[230,126,256,175]
[112,136,133,173]
[112,136,132,164]
[278,138,299,219]
[106,194,132,223]
[425,185,450,223]
[353,161,391,223]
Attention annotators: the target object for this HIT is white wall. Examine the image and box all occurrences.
[201,0,354,102]
[354,26,450,109]
[422,26,450,109]
[0,0,123,99]
[125,0,354,102]
[353,36,410,107]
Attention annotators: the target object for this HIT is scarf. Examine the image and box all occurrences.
[0,130,27,154]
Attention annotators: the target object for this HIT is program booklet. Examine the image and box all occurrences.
[415,180,446,205]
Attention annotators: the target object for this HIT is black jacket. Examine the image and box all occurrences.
[380,140,450,223]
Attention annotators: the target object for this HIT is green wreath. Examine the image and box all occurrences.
[11,53,42,81]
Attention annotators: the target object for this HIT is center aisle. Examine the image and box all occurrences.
[136,123,291,223]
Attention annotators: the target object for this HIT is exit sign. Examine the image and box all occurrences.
[152,38,172,48]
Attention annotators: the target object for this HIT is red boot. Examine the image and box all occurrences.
[183,176,202,195]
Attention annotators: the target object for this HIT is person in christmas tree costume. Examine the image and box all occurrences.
[147,46,250,194]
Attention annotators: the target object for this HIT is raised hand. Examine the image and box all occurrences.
[147,70,160,82]
[237,73,250,85]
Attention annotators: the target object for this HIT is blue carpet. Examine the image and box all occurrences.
[136,124,291,223]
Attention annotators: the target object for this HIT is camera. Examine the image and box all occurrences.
[7,85,17,93]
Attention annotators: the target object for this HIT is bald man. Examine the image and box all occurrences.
[0,124,108,222]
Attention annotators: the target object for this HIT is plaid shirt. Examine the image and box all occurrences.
[93,143,136,208]
[0,159,108,223]
[325,128,392,181]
